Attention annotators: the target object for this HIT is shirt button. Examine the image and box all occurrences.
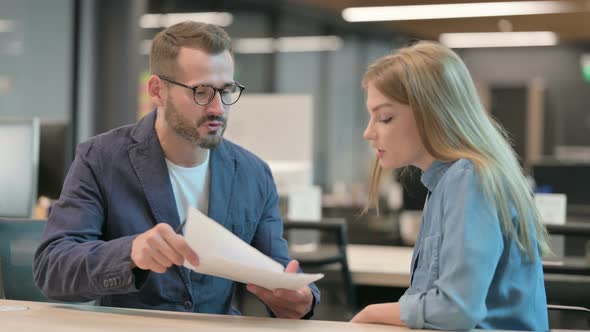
[184,301,193,310]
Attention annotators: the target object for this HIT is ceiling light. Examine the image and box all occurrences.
[233,38,275,54]
[276,36,342,52]
[232,36,343,54]
[139,12,233,28]
[141,36,343,55]
[439,31,558,48]
[342,1,577,22]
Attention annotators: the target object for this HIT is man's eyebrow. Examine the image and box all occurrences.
[196,82,236,88]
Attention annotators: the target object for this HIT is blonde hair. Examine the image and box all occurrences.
[150,21,232,78]
[363,41,550,259]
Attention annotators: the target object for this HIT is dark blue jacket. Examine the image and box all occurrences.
[33,111,320,315]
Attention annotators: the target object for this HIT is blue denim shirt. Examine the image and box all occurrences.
[399,159,548,331]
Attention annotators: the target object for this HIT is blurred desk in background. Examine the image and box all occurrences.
[543,257,590,276]
[322,206,403,246]
[290,244,412,288]
[544,216,590,277]
[546,220,590,237]
[346,245,412,287]
[546,218,590,261]
[306,245,590,288]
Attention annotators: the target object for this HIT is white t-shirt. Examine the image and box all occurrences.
[165,151,210,223]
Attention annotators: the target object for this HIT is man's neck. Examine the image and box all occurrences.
[155,110,209,168]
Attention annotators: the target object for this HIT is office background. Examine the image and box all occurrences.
[3,0,590,195]
[1,0,590,327]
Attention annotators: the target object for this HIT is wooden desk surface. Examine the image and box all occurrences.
[347,245,413,288]
[0,299,416,332]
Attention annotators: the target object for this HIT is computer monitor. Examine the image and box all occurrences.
[532,162,590,207]
[0,118,40,218]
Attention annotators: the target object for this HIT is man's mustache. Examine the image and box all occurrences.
[197,116,226,127]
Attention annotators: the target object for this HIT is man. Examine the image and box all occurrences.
[33,21,319,318]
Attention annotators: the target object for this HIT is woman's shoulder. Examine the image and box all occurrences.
[433,158,490,204]
[439,158,477,185]
[449,158,475,172]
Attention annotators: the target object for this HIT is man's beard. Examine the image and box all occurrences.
[165,98,226,149]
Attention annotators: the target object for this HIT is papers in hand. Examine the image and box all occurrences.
[182,206,323,290]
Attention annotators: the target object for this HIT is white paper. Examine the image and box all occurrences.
[182,206,323,290]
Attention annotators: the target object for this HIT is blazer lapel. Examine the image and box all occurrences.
[128,111,181,230]
[207,140,237,228]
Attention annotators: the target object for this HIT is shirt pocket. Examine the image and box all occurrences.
[412,234,441,291]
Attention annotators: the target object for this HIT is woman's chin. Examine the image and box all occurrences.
[378,160,397,170]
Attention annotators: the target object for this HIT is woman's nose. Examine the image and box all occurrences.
[363,122,376,141]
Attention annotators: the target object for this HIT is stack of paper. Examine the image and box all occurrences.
[182,207,323,290]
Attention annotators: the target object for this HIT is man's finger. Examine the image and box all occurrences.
[247,284,273,299]
[144,256,167,273]
[161,230,199,266]
[149,232,183,266]
[149,245,174,267]
[248,284,307,317]
[271,308,299,319]
[284,260,299,273]
[247,284,290,308]
[271,288,304,302]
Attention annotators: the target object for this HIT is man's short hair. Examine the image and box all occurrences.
[149,21,232,77]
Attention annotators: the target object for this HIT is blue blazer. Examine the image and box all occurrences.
[33,111,320,315]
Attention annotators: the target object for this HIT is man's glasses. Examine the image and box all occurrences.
[158,75,245,106]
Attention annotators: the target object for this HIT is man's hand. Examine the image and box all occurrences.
[131,223,199,273]
[246,260,313,319]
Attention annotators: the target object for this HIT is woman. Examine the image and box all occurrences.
[351,41,550,330]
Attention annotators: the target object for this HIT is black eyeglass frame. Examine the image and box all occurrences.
[157,75,245,106]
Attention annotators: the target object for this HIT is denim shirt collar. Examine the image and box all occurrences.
[420,160,454,192]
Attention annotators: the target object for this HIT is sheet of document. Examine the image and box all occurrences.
[182,206,323,290]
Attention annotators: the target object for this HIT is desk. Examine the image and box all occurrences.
[543,257,590,276]
[345,245,590,287]
[290,244,412,288]
[546,221,590,237]
[346,245,412,287]
[0,299,416,332]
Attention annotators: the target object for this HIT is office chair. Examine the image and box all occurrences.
[548,304,590,330]
[283,218,357,321]
[0,218,50,301]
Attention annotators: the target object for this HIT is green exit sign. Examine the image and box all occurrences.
[584,65,590,83]
[582,54,590,83]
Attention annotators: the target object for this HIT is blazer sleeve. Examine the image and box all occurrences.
[250,163,321,318]
[33,141,142,302]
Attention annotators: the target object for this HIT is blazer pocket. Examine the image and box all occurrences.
[231,221,258,244]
